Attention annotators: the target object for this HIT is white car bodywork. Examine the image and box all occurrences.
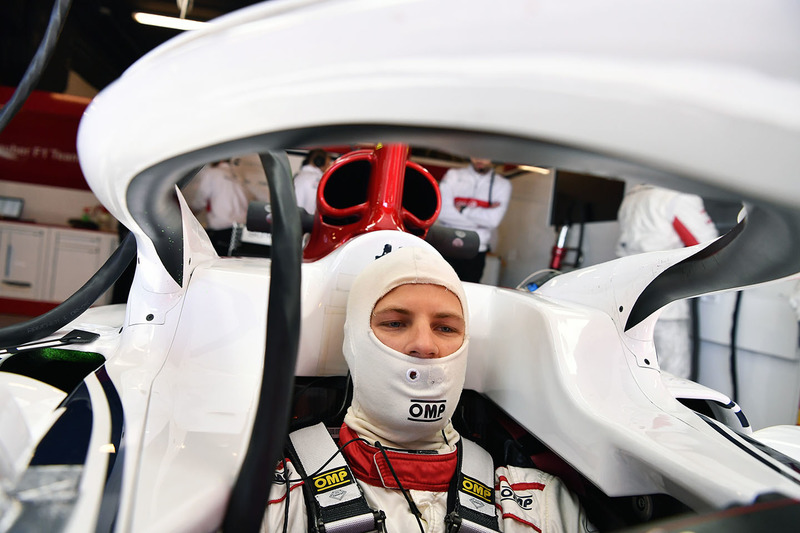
[2,0,800,531]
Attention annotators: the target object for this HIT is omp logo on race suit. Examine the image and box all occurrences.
[408,399,446,422]
[311,467,352,494]
[499,485,533,510]
[460,474,493,504]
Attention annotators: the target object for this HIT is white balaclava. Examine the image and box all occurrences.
[343,246,469,448]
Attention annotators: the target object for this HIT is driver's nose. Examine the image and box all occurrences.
[406,323,440,359]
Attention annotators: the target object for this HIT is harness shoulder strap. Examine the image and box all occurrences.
[445,438,500,533]
[288,423,385,533]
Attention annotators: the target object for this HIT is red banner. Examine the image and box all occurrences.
[0,86,92,190]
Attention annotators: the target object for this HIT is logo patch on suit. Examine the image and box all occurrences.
[312,467,352,494]
[500,486,533,510]
[460,474,493,504]
[408,399,446,422]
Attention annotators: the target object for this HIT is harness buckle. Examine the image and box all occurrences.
[374,510,387,532]
[445,511,463,533]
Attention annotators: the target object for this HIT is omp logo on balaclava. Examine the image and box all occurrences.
[408,399,447,422]
[343,246,470,445]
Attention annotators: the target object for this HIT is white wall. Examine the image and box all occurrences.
[495,170,556,288]
[0,180,108,228]
[495,170,625,288]
[0,152,301,233]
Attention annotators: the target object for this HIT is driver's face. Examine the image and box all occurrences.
[370,284,465,359]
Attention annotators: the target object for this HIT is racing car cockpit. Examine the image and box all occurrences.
[2,1,800,532]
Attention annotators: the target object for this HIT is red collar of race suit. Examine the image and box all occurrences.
[338,424,457,492]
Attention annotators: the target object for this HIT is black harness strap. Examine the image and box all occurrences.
[445,439,501,533]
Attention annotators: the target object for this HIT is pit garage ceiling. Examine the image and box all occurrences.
[1,0,263,93]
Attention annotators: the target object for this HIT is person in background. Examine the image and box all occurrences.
[263,246,592,533]
[616,183,719,378]
[436,157,512,283]
[294,149,332,215]
[187,159,251,256]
